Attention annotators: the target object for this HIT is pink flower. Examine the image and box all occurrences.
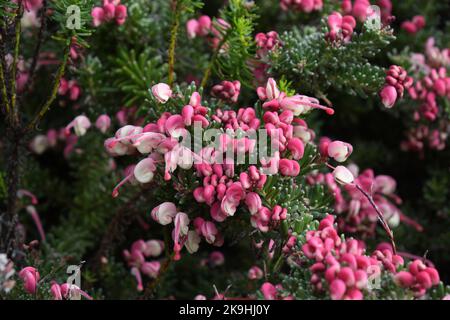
[245,192,262,215]
[327,140,353,162]
[95,114,111,133]
[115,4,127,25]
[151,202,178,225]
[279,158,300,176]
[65,115,91,137]
[151,83,172,103]
[332,166,355,185]
[186,19,199,39]
[260,282,278,300]
[19,267,40,294]
[287,138,305,160]
[211,80,241,103]
[133,157,156,183]
[91,7,105,26]
[248,266,264,280]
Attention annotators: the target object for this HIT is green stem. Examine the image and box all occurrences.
[0,58,10,115]
[167,0,180,87]
[11,2,23,115]
[26,42,70,131]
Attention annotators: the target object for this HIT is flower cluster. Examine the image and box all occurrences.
[211,80,241,103]
[307,165,422,238]
[91,0,127,27]
[326,12,356,44]
[341,0,392,25]
[379,65,413,108]
[394,259,440,298]
[401,39,450,153]
[279,0,323,13]
[58,78,81,101]
[300,215,438,300]
[255,32,281,58]
[103,78,345,261]
[401,15,426,35]
[123,239,164,291]
[186,15,229,49]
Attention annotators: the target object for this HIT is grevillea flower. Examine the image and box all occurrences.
[332,166,355,185]
[151,83,172,103]
[327,140,353,162]
[65,115,91,137]
[151,202,178,225]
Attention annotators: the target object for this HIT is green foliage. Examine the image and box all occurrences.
[269,23,395,98]
[0,0,17,18]
[112,48,168,107]
[50,0,96,46]
[211,0,258,87]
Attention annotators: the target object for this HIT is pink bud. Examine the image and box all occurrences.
[95,114,111,133]
[91,7,105,27]
[261,282,277,300]
[380,85,398,108]
[287,138,305,160]
[186,19,199,39]
[248,266,264,280]
[115,4,127,25]
[329,279,346,300]
[327,141,353,162]
[265,78,280,100]
[19,267,40,294]
[103,3,116,21]
[332,166,354,185]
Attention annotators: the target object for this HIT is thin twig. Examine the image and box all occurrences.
[355,183,397,254]
[11,1,23,115]
[0,57,10,115]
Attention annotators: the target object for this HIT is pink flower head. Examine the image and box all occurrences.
[151,83,172,103]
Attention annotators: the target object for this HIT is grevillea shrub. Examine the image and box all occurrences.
[0,0,449,301]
